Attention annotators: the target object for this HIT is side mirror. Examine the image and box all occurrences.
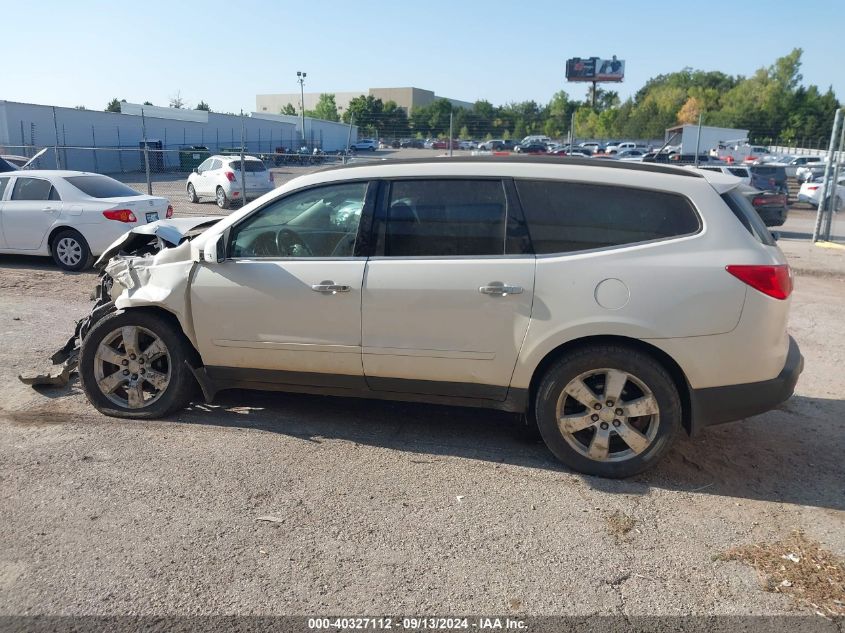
[770,231,780,242]
[202,234,226,263]
[193,168,199,174]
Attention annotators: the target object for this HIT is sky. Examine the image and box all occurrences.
[3,0,843,113]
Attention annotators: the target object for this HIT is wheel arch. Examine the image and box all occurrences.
[527,334,693,436]
[110,305,203,367]
[47,225,85,253]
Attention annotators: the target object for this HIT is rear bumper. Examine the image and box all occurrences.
[690,336,803,432]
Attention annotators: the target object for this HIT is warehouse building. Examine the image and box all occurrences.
[0,100,300,173]
[256,86,474,115]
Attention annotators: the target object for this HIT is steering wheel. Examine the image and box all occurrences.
[276,228,313,257]
[248,230,280,257]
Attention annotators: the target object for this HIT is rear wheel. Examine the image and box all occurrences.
[187,183,198,203]
[534,345,681,478]
[79,310,196,418]
[51,229,91,271]
[216,186,230,210]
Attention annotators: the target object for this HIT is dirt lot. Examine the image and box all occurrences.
[0,237,843,617]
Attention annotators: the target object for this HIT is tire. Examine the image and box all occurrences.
[187,182,198,203]
[79,310,197,419]
[215,186,230,210]
[51,228,92,271]
[534,344,681,478]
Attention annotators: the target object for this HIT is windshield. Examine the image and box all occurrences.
[65,175,142,198]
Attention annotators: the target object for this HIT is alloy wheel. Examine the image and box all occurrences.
[93,326,171,409]
[56,237,83,267]
[555,368,660,462]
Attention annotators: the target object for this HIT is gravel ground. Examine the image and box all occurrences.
[0,237,843,617]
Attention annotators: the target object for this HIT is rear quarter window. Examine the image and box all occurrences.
[515,180,701,254]
[721,187,776,246]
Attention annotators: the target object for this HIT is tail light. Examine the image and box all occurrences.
[166,205,173,219]
[751,196,767,207]
[103,209,136,223]
[726,264,792,300]
[807,185,820,191]
[225,171,236,182]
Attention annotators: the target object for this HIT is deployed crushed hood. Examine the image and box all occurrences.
[95,216,221,268]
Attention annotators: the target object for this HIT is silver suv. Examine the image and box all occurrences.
[72,157,802,478]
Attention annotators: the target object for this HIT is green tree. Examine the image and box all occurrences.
[307,93,340,122]
[280,103,297,115]
[195,101,211,111]
[143,101,153,106]
[342,95,385,136]
[105,98,123,113]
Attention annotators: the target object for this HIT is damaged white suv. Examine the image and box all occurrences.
[66,157,802,478]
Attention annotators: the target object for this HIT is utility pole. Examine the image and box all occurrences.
[51,106,61,169]
[345,114,355,165]
[141,108,151,195]
[297,71,307,150]
[449,109,454,157]
[240,110,246,209]
[694,113,703,167]
[813,109,842,242]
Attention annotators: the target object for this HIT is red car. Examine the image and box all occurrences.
[431,139,460,150]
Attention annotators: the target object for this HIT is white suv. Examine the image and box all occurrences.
[71,157,802,478]
[186,155,274,209]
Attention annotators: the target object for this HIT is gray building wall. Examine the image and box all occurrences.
[0,101,299,173]
[251,112,357,150]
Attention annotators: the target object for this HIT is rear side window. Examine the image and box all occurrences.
[229,160,266,172]
[728,168,749,177]
[377,180,506,257]
[11,177,53,201]
[515,180,700,254]
[721,187,776,246]
[65,175,141,198]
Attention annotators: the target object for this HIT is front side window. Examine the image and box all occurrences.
[11,177,53,201]
[376,179,507,257]
[515,180,700,254]
[0,177,9,199]
[197,158,213,172]
[230,181,368,258]
[209,159,222,171]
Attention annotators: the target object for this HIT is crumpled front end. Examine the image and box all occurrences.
[20,217,218,387]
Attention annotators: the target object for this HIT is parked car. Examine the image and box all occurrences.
[749,164,788,194]
[606,142,637,154]
[431,139,460,150]
[765,155,825,178]
[399,139,425,149]
[69,157,802,478]
[737,184,789,226]
[0,170,172,270]
[350,139,378,151]
[665,154,726,165]
[514,142,548,154]
[186,155,274,210]
[696,165,753,186]
[798,176,845,209]
[796,164,826,184]
[458,140,478,150]
[549,146,592,157]
[615,149,647,161]
[579,142,603,152]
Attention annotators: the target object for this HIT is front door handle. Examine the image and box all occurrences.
[311,281,351,295]
[42,206,57,212]
[479,282,523,296]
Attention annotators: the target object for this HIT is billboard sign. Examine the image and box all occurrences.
[566,56,625,82]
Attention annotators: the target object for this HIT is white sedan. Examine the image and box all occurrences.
[798,176,845,210]
[0,170,172,271]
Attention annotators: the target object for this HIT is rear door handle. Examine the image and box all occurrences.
[311,281,351,294]
[479,282,523,296]
[42,207,57,212]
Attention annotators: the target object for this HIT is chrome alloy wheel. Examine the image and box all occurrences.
[555,368,660,462]
[55,237,83,267]
[93,326,171,409]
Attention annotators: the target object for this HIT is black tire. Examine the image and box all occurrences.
[534,345,681,478]
[51,228,92,271]
[216,186,230,210]
[187,182,198,203]
[79,310,197,419]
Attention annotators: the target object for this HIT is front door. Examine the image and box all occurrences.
[191,180,373,387]
[361,179,535,400]
[1,176,62,250]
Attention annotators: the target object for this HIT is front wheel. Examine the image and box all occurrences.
[79,310,197,418]
[51,229,92,271]
[534,345,681,478]
[216,186,230,210]
[187,183,198,203]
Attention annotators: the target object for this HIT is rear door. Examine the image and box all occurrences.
[361,178,535,400]
[1,176,61,250]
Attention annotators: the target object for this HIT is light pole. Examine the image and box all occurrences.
[297,71,307,149]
